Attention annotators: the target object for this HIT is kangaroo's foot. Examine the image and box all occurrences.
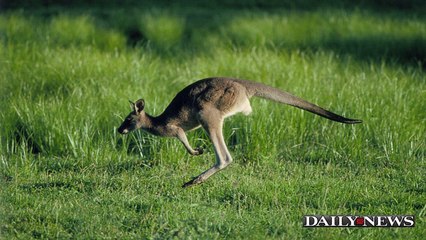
[182,176,204,188]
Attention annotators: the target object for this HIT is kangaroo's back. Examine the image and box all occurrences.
[156,78,247,127]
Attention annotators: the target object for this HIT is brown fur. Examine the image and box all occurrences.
[118,77,361,187]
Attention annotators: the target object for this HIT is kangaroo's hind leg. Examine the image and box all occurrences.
[182,108,232,187]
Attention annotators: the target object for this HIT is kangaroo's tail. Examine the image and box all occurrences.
[236,79,362,124]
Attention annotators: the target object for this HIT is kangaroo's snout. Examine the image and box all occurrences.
[117,126,129,134]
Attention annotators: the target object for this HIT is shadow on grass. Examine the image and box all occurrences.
[12,119,44,154]
[2,0,425,69]
[2,0,425,11]
[19,180,95,193]
[320,36,425,69]
[105,158,154,175]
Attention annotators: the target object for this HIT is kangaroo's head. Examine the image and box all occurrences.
[118,99,145,134]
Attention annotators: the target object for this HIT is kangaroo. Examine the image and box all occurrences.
[118,77,362,187]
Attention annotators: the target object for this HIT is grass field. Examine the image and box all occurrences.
[1,1,425,239]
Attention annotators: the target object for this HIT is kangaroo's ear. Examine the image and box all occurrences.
[129,100,135,110]
[134,99,145,113]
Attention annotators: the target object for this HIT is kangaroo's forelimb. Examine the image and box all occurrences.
[175,127,204,156]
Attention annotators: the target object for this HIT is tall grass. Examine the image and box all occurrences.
[0,5,425,239]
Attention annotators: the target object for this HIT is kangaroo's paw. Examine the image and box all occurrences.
[182,176,204,188]
[194,147,204,155]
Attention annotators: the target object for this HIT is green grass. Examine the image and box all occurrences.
[1,2,425,239]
